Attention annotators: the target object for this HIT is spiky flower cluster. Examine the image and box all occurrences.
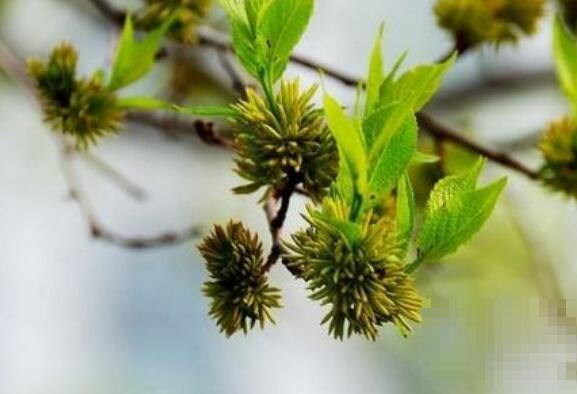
[285,198,423,340]
[136,0,212,44]
[198,222,282,336]
[27,43,123,149]
[232,80,339,200]
[434,0,546,47]
[538,117,577,198]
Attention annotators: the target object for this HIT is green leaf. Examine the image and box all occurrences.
[396,173,416,252]
[219,0,266,79]
[368,115,417,196]
[416,177,507,263]
[553,17,577,111]
[334,156,355,203]
[174,105,239,118]
[379,53,455,112]
[324,93,367,196]
[117,96,173,110]
[260,0,314,82]
[365,24,385,115]
[410,151,440,165]
[366,98,415,167]
[424,158,484,217]
[108,15,171,91]
[361,101,399,148]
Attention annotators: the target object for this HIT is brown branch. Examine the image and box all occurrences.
[59,141,203,249]
[197,29,359,87]
[417,112,540,180]
[216,50,248,97]
[87,0,360,87]
[86,0,542,180]
[88,0,124,25]
[262,172,304,277]
[0,38,204,249]
[81,151,148,201]
[126,111,236,148]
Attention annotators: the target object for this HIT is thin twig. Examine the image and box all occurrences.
[81,151,148,201]
[197,28,359,86]
[0,39,203,249]
[88,0,124,25]
[86,0,543,180]
[126,111,236,148]
[60,141,203,249]
[417,112,540,180]
[262,172,304,277]
[216,50,247,96]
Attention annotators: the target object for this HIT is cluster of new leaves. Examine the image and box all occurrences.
[182,0,508,339]
[136,0,213,44]
[283,26,506,339]
[538,18,577,198]
[27,16,174,149]
[434,0,545,49]
[27,0,512,340]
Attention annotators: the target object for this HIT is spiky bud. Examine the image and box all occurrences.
[232,80,339,201]
[198,222,282,337]
[285,198,423,340]
[434,0,546,48]
[136,0,212,44]
[27,43,123,149]
[538,117,577,198]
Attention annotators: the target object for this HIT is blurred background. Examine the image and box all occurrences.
[0,0,576,393]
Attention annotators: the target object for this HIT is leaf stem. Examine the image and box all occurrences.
[404,256,425,274]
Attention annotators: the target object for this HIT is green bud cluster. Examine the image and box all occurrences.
[538,117,577,198]
[232,79,339,201]
[136,0,212,44]
[285,197,423,340]
[198,221,282,337]
[434,0,546,47]
[27,43,123,149]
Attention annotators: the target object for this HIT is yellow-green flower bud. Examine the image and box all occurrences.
[136,0,212,44]
[539,117,577,198]
[27,43,123,149]
[434,0,546,48]
[198,222,282,337]
[285,197,423,340]
[232,80,339,201]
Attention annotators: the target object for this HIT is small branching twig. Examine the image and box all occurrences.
[81,151,148,201]
[87,0,542,181]
[0,40,204,248]
[59,142,203,249]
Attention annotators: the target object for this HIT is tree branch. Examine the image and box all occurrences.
[59,141,203,249]
[262,172,304,278]
[416,112,540,180]
[86,0,543,181]
[87,0,124,25]
[81,151,148,201]
[0,39,204,249]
